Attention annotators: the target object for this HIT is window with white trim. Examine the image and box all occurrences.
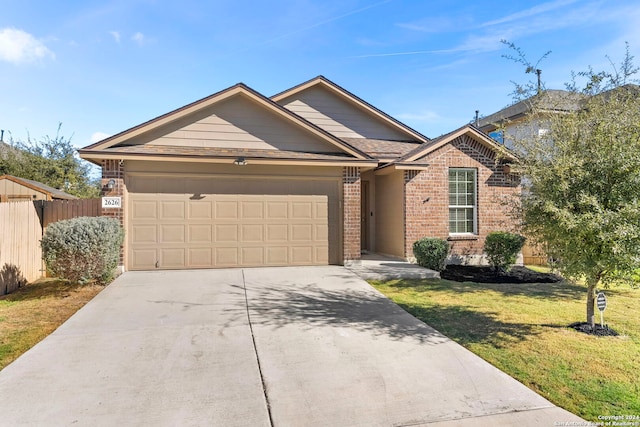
[448,168,477,234]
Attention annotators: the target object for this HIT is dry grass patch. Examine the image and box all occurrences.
[370,276,640,422]
[0,279,103,370]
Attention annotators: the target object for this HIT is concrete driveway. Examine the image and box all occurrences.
[0,266,582,426]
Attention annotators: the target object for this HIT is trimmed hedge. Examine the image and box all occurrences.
[413,237,449,271]
[484,231,526,272]
[41,216,124,284]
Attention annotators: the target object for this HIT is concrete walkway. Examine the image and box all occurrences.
[347,253,441,280]
[0,266,583,426]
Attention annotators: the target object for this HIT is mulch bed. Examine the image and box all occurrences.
[440,265,563,284]
[569,322,619,336]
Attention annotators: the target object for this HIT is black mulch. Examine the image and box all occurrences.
[440,265,563,284]
[569,322,619,336]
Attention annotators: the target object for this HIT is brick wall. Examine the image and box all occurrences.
[404,135,520,261]
[101,159,125,266]
[343,166,361,263]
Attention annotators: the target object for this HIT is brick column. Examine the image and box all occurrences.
[342,166,361,265]
[101,159,125,268]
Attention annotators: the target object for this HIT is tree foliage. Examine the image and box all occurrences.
[503,43,640,327]
[0,124,100,198]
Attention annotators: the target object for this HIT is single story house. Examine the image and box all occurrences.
[0,175,78,202]
[79,76,519,271]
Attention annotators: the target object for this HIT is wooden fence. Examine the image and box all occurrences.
[0,199,102,295]
[522,242,548,266]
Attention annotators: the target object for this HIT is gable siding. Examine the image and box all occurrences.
[279,86,411,141]
[150,95,343,153]
[0,180,48,201]
[404,135,520,260]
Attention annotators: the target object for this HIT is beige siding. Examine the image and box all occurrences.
[279,86,412,140]
[0,180,48,201]
[374,171,405,257]
[0,201,43,291]
[140,95,342,153]
[125,164,342,270]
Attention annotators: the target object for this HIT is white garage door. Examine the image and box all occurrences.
[127,175,336,270]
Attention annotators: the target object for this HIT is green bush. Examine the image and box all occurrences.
[484,231,526,272]
[413,237,449,271]
[41,216,124,284]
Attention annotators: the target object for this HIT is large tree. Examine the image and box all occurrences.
[503,44,640,328]
[0,125,100,198]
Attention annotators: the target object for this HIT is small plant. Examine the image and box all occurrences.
[413,237,449,271]
[484,231,526,272]
[41,216,124,285]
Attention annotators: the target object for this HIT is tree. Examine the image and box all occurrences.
[0,124,100,198]
[503,43,640,328]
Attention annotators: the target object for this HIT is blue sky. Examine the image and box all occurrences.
[1,0,638,148]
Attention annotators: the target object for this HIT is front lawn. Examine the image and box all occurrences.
[0,279,103,370]
[370,275,640,422]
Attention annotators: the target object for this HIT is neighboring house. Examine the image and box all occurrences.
[478,90,585,145]
[0,175,77,202]
[79,76,519,271]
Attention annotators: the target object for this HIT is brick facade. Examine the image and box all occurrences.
[404,135,520,261]
[101,159,125,266]
[342,166,361,263]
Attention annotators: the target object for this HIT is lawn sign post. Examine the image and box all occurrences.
[596,292,607,328]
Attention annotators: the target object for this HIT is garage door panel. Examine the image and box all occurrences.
[132,224,157,244]
[291,246,313,264]
[266,224,288,241]
[132,249,157,269]
[241,201,264,219]
[188,201,213,219]
[128,176,335,270]
[188,248,213,267]
[291,224,313,241]
[160,248,186,268]
[215,247,239,266]
[160,201,186,219]
[241,224,264,242]
[132,200,157,219]
[266,247,288,264]
[241,247,264,265]
[216,224,238,242]
[266,202,288,219]
[159,224,186,243]
[291,202,313,219]
[215,201,238,219]
[189,224,212,243]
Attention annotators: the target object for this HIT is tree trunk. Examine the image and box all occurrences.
[585,275,600,328]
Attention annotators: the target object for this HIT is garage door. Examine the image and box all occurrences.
[127,176,335,270]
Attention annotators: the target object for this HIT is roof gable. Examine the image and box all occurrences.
[0,175,77,200]
[80,83,370,161]
[399,125,517,163]
[272,76,429,143]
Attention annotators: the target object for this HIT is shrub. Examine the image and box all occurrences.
[413,237,449,271]
[41,216,124,284]
[484,231,526,272]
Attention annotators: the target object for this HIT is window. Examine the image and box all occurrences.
[449,168,477,234]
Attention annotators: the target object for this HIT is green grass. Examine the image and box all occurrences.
[0,279,103,370]
[370,274,640,422]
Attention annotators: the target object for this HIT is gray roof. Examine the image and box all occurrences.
[478,90,586,131]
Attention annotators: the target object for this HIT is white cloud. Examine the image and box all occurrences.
[396,110,441,122]
[0,27,55,64]
[131,32,145,46]
[109,31,121,43]
[480,0,579,28]
[90,132,111,143]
